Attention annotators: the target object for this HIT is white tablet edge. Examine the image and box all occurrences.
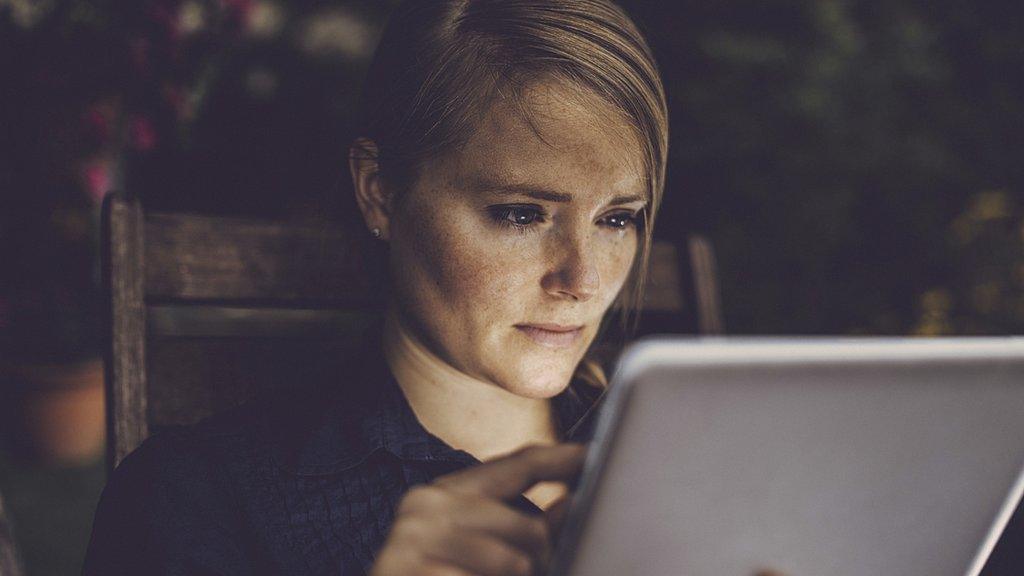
[965,462,1024,576]
[547,340,641,576]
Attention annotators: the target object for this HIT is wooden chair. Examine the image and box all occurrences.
[101,192,725,471]
[0,489,24,576]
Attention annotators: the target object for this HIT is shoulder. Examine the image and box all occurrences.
[115,374,373,484]
[85,335,392,574]
[85,381,383,574]
[105,421,231,501]
[83,423,254,574]
[84,384,371,572]
[100,342,388,494]
[97,395,272,506]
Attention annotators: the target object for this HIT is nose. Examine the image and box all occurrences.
[541,233,600,302]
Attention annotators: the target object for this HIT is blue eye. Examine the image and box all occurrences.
[490,205,547,231]
[601,211,639,230]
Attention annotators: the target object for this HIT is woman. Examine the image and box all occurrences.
[83,1,668,574]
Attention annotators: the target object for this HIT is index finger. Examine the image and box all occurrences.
[436,443,587,500]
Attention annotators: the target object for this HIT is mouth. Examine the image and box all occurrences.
[514,323,584,349]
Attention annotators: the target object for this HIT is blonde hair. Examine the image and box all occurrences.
[356,0,668,381]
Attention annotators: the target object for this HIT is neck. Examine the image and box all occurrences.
[381,307,558,462]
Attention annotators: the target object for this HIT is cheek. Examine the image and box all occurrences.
[395,203,536,320]
[596,234,639,305]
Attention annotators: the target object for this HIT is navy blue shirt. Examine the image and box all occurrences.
[82,338,604,575]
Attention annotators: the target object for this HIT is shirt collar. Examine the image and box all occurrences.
[282,330,607,477]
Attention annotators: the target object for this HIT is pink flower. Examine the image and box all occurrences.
[82,160,112,205]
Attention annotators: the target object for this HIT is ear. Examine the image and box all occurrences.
[349,137,392,241]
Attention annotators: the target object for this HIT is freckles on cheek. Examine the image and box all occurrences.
[448,241,527,312]
[409,210,522,310]
[600,239,638,304]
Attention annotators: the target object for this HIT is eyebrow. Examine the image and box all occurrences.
[475,181,647,207]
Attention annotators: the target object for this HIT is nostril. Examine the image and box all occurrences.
[541,239,601,301]
[541,266,598,301]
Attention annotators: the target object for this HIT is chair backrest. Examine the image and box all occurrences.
[0,489,24,576]
[101,192,724,471]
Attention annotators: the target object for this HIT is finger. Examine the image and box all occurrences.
[423,529,535,576]
[450,495,553,562]
[419,559,479,576]
[436,444,587,500]
[371,550,478,576]
[398,488,552,562]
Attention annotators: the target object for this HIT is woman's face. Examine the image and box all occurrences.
[386,81,646,398]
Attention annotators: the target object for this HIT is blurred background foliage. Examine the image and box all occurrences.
[2,0,1023,354]
[625,0,1024,335]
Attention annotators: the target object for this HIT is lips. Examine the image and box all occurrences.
[514,323,584,349]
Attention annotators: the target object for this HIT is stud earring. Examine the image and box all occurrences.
[371,227,382,239]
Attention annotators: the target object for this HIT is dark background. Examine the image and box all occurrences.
[3,0,1023,349]
[5,0,1024,355]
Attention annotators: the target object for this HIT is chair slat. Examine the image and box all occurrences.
[146,305,379,338]
[644,241,685,312]
[143,212,379,305]
[0,489,25,576]
[688,234,725,335]
[101,195,150,474]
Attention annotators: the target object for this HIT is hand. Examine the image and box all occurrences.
[370,443,587,576]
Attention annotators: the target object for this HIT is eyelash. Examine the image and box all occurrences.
[487,205,640,234]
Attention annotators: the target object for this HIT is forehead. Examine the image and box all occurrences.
[442,80,647,201]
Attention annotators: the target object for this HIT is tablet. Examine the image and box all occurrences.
[550,338,1024,576]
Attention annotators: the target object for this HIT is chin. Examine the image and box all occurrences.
[495,358,577,399]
